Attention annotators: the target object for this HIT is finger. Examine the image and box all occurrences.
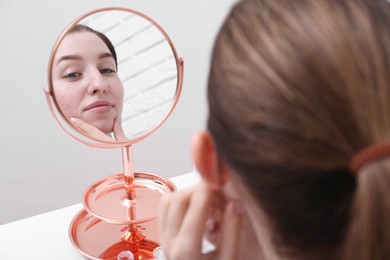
[113,117,126,141]
[159,188,194,250]
[204,191,226,245]
[70,117,93,134]
[176,181,216,254]
[215,200,244,260]
[203,205,223,246]
[158,192,172,247]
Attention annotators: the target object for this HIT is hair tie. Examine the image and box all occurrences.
[349,143,390,175]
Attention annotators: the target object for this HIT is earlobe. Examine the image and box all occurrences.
[191,131,228,190]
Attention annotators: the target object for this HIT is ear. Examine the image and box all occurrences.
[191,131,228,190]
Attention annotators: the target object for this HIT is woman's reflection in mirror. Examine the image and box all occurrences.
[158,0,390,259]
[53,24,126,141]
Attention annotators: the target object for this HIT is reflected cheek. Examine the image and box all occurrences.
[57,98,79,118]
[54,81,85,119]
[111,80,124,115]
[55,90,81,118]
[116,94,124,116]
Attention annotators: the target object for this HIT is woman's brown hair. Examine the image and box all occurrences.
[207,0,390,259]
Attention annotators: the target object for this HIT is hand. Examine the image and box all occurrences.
[158,181,243,260]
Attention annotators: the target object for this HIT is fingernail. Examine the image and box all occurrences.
[226,200,244,215]
[70,117,78,123]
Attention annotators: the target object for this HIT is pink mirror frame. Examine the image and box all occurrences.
[45,7,184,149]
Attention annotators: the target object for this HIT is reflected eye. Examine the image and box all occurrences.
[64,72,82,79]
[100,68,116,75]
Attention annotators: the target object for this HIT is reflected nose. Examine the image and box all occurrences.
[88,70,109,94]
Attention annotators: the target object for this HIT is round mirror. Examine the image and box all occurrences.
[47,7,183,147]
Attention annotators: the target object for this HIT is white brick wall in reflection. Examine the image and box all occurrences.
[82,10,178,138]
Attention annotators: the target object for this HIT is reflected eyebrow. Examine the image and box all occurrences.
[99,52,114,60]
[55,52,114,66]
[56,55,82,65]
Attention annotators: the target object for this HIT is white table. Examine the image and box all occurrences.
[0,172,199,260]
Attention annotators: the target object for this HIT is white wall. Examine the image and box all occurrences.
[0,0,236,224]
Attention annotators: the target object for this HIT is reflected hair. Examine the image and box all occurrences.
[70,24,118,69]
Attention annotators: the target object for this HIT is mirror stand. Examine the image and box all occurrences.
[69,145,176,259]
[45,7,184,259]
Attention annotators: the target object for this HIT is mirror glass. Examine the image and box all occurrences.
[49,8,180,144]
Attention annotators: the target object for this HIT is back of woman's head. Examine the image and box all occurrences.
[207,0,390,259]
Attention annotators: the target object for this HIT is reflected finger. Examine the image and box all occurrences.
[70,117,112,141]
[113,117,126,141]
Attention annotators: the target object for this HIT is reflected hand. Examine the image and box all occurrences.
[70,117,114,142]
[159,181,243,260]
[112,117,126,141]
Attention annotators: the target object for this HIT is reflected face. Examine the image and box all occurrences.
[53,31,124,134]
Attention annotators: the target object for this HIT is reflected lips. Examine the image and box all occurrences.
[84,100,113,113]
